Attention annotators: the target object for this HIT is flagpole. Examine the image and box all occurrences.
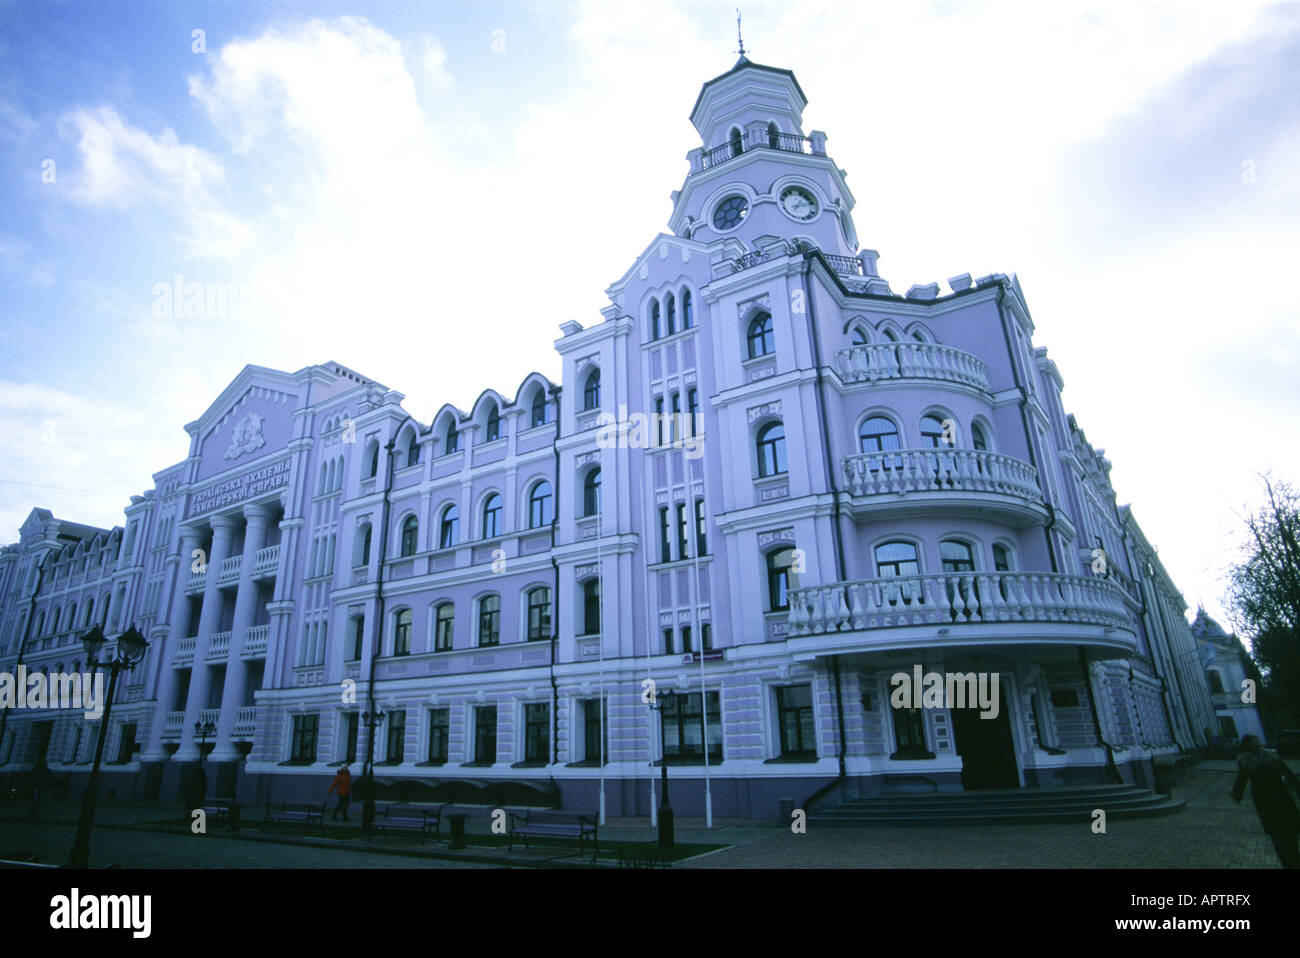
[684,408,712,828]
[596,499,606,827]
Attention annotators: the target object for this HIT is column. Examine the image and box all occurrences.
[140,526,204,762]
[208,501,275,762]
[174,514,238,761]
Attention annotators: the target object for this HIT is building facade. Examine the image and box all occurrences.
[1191,609,1266,742]
[0,57,1219,817]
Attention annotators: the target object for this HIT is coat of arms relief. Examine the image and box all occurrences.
[224,410,266,460]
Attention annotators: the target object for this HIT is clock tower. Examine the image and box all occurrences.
[668,56,860,255]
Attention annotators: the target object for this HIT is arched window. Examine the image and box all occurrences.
[1207,670,1225,694]
[971,422,989,452]
[482,494,503,539]
[582,579,602,635]
[434,602,454,651]
[992,543,1013,572]
[940,540,976,573]
[356,526,372,566]
[583,469,601,517]
[875,541,920,578]
[687,388,699,435]
[881,327,899,342]
[767,122,779,148]
[583,369,601,411]
[83,598,94,626]
[767,548,796,611]
[682,290,694,329]
[528,481,553,528]
[365,440,380,479]
[530,390,548,428]
[920,414,949,448]
[859,416,901,454]
[399,516,419,557]
[666,293,677,335]
[527,587,551,641]
[67,603,77,632]
[650,299,661,340]
[912,330,928,342]
[747,313,774,358]
[444,421,459,455]
[403,428,420,467]
[484,406,500,443]
[729,126,743,157]
[478,595,501,646]
[33,611,44,636]
[438,505,459,549]
[52,607,61,633]
[756,422,787,477]
[393,608,412,656]
[850,325,870,345]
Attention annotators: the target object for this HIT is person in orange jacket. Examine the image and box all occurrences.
[327,765,352,822]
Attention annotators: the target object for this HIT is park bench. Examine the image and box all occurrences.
[372,803,443,842]
[263,801,326,835]
[508,810,599,862]
[201,797,240,827]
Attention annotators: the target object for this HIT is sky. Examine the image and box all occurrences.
[0,0,1297,633]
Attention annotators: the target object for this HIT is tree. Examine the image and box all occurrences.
[1226,476,1300,729]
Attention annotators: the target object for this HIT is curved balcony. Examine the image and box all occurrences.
[835,341,989,393]
[786,571,1135,654]
[840,448,1046,526]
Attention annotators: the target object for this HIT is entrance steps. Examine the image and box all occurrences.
[809,783,1185,826]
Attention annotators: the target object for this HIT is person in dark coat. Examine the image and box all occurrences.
[327,765,352,822]
[1231,734,1300,868]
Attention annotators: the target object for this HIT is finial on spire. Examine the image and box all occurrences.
[736,8,746,57]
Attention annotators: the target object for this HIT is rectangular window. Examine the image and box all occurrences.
[343,712,358,763]
[427,708,449,764]
[892,708,927,755]
[290,714,319,763]
[661,691,721,763]
[702,623,712,651]
[524,703,550,764]
[435,606,454,651]
[681,625,692,653]
[582,698,607,764]
[676,503,689,559]
[478,597,500,646]
[663,627,674,654]
[659,507,671,563]
[114,723,138,764]
[695,500,707,556]
[348,616,364,661]
[527,590,551,641]
[776,685,815,757]
[385,710,406,764]
[474,706,497,764]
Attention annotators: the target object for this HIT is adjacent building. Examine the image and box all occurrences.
[1191,608,1266,742]
[0,56,1219,817]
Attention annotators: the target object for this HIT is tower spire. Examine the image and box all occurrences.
[736,8,746,58]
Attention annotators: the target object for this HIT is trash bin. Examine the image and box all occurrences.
[779,798,795,822]
[448,813,467,849]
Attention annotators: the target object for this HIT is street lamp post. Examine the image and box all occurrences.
[65,625,149,869]
[648,690,674,849]
[360,706,386,831]
[188,719,215,813]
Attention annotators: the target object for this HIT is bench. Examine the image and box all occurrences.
[263,801,326,835]
[508,810,599,861]
[372,804,443,842]
[201,797,240,828]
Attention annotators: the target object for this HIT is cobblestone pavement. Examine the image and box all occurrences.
[679,765,1287,869]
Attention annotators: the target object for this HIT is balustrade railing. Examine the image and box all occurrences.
[173,636,196,667]
[233,706,258,738]
[835,341,989,391]
[253,544,280,576]
[241,624,270,657]
[841,448,1041,501]
[787,571,1130,636]
[162,711,185,738]
[207,631,231,661]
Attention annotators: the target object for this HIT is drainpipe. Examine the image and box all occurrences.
[362,411,412,829]
[0,552,52,766]
[803,253,848,786]
[548,385,561,801]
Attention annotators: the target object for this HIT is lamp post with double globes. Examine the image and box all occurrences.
[360,706,386,831]
[65,624,149,869]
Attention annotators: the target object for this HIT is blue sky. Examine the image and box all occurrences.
[1,0,1298,631]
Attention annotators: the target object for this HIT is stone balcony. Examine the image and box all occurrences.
[840,448,1046,526]
[217,554,242,586]
[835,341,990,392]
[241,624,270,659]
[252,544,280,578]
[172,636,196,668]
[162,710,185,739]
[786,571,1136,656]
[233,706,259,739]
[206,631,231,662]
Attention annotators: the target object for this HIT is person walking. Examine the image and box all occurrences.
[1231,734,1300,868]
[327,765,352,822]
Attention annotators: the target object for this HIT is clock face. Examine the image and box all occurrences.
[712,194,749,231]
[780,186,818,221]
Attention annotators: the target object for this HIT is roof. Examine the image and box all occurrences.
[689,57,809,124]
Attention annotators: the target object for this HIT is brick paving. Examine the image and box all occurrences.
[0,762,1287,868]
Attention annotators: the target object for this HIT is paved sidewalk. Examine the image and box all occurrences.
[0,763,1286,868]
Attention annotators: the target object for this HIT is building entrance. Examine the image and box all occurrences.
[951,681,1019,789]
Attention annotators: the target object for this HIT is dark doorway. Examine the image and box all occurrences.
[950,680,1019,789]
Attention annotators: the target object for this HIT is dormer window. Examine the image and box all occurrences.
[485,407,500,443]
[444,422,459,454]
